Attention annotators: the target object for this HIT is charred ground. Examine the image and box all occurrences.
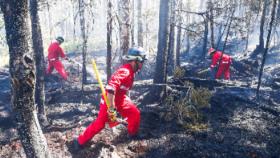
[0,56,280,158]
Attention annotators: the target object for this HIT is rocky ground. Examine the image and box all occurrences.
[0,55,280,158]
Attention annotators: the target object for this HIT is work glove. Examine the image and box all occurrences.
[108,109,119,128]
[209,67,217,80]
[108,108,117,123]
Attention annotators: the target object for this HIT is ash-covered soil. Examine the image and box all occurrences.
[1,57,280,158]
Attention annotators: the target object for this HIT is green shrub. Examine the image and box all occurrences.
[190,87,212,109]
[161,84,212,132]
[173,66,185,79]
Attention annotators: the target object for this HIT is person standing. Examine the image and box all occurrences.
[73,47,147,150]
[46,36,69,80]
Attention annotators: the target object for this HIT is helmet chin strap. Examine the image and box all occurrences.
[134,60,141,73]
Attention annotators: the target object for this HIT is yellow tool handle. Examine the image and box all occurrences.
[91,59,111,108]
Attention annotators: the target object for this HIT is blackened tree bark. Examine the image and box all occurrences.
[216,6,235,74]
[71,0,77,41]
[30,0,49,127]
[244,10,253,51]
[175,0,182,67]
[215,7,232,49]
[277,0,280,21]
[152,0,170,99]
[208,0,215,48]
[107,0,113,82]
[46,1,53,41]
[222,7,235,52]
[179,9,208,58]
[137,0,143,47]
[78,0,88,87]
[118,0,131,56]
[0,0,50,157]
[185,35,190,56]
[167,0,175,75]
[251,0,269,58]
[202,14,209,58]
[257,0,277,99]
[131,0,135,45]
[259,0,268,50]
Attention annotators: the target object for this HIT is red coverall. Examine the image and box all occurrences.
[78,63,140,145]
[46,41,68,80]
[210,51,231,80]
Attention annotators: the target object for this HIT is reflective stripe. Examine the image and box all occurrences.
[49,58,57,61]
[120,85,129,91]
[106,85,115,91]
[100,98,105,104]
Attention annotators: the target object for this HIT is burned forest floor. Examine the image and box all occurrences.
[1,54,280,158]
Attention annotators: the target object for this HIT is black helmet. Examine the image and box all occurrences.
[122,47,147,62]
[56,36,64,43]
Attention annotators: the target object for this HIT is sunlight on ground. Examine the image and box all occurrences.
[184,123,208,131]
[0,54,8,68]
[231,108,268,134]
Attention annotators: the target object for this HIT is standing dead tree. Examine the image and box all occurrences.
[137,0,143,47]
[208,0,215,48]
[0,0,50,157]
[215,5,236,78]
[167,0,176,75]
[175,0,183,67]
[250,0,269,58]
[118,0,131,57]
[30,0,49,127]
[180,10,208,58]
[151,0,170,100]
[107,0,113,82]
[257,0,278,99]
[131,0,135,45]
[221,6,236,52]
[78,0,88,88]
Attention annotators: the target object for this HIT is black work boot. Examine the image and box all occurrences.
[72,138,83,152]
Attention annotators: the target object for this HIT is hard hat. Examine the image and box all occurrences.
[56,36,64,43]
[122,47,147,62]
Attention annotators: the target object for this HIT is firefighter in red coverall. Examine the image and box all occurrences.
[208,47,232,80]
[73,47,147,150]
[46,36,69,80]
